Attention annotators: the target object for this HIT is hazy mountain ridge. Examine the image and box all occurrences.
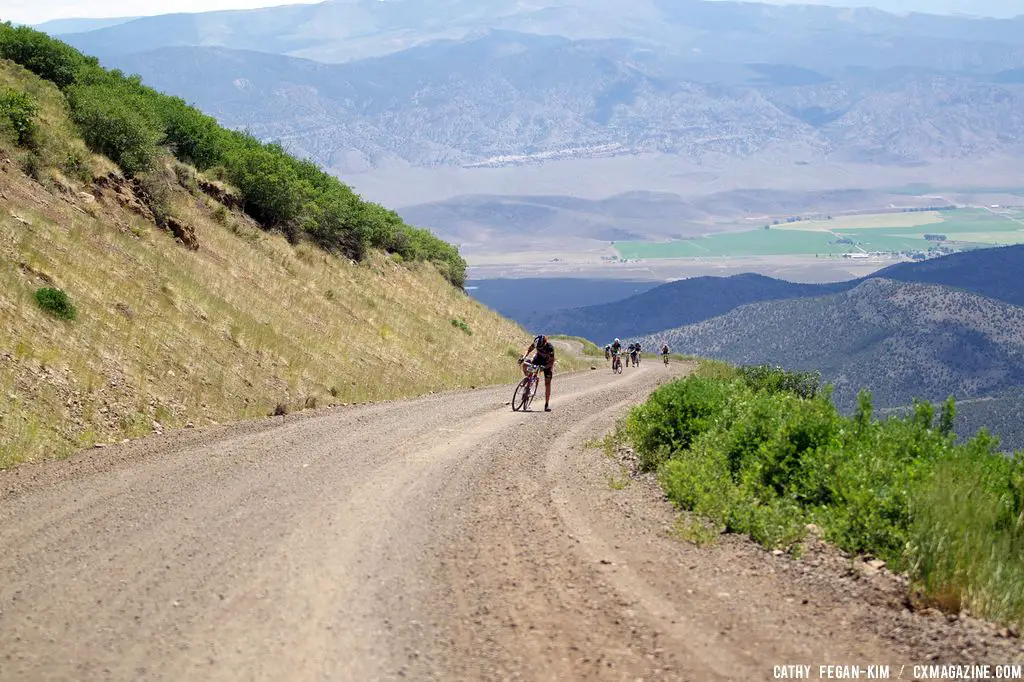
[56,0,1024,66]
[98,34,1024,173]
[523,245,1024,340]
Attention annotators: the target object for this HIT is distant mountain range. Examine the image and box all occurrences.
[33,0,1021,185]
[523,245,1024,341]
[51,1,1024,66]
[81,31,1024,176]
[33,0,1024,40]
[530,245,1024,450]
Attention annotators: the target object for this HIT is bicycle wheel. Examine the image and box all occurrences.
[512,377,531,411]
[524,377,538,411]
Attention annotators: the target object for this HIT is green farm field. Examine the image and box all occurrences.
[615,208,1024,260]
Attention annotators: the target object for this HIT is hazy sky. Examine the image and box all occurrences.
[4,0,1019,26]
[3,0,321,25]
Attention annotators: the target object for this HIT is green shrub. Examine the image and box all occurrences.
[34,287,76,320]
[67,83,161,176]
[739,364,821,399]
[0,89,39,148]
[451,318,472,336]
[212,204,228,225]
[135,172,175,224]
[908,440,1024,623]
[632,360,1024,625]
[626,376,736,472]
[0,24,89,89]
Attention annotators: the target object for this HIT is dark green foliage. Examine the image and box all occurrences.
[0,89,39,147]
[0,22,466,286]
[34,287,77,320]
[66,81,162,177]
[451,318,472,335]
[0,24,89,89]
[631,360,1024,625]
[626,376,734,472]
[738,364,820,399]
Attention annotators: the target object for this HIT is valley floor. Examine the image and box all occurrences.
[1,365,1021,680]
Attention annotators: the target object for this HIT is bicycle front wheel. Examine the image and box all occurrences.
[525,377,538,410]
[513,377,536,411]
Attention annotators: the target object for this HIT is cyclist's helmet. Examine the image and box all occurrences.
[614,338,620,344]
[534,334,547,347]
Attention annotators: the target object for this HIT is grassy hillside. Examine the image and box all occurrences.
[639,278,1024,449]
[0,23,466,287]
[527,244,1024,341]
[0,57,540,468]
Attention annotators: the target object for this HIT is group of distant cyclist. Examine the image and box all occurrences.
[514,334,673,414]
[604,339,671,373]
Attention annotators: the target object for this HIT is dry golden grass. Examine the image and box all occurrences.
[0,61,549,469]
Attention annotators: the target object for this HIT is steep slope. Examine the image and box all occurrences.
[639,278,1024,448]
[0,58,533,468]
[527,244,1024,340]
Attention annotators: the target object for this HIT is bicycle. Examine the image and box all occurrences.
[513,361,540,411]
[663,353,670,366]
[611,352,623,374]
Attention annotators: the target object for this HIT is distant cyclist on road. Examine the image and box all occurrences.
[629,343,640,368]
[661,343,670,365]
[610,338,623,373]
[520,334,555,412]
[604,344,612,362]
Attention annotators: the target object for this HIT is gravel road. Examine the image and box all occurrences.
[1,363,1021,681]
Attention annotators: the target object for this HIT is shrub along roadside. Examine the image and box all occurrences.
[627,363,1024,627]
[0,23,466,288]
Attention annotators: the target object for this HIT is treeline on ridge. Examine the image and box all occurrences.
[0,23,466,287]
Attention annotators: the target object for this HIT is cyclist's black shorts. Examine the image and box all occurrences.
[531,355,554,380]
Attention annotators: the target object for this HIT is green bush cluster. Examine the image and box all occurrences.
[738,363,821,399]
[628,362,1024,625]
[450,318,472,336]
[0,23,466,287]
[34,287,77,320]
[0,88,39,147]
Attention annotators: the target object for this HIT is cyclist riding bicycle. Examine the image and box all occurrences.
[610,338,623,371]
[604,344,612,361]
[661,343,670,365]
[520,334,555,412]
[629,343,639,367]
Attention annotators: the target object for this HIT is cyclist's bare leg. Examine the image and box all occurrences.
[543,374,552,409]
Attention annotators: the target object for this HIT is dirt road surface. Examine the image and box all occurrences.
[1,364,1019,681]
